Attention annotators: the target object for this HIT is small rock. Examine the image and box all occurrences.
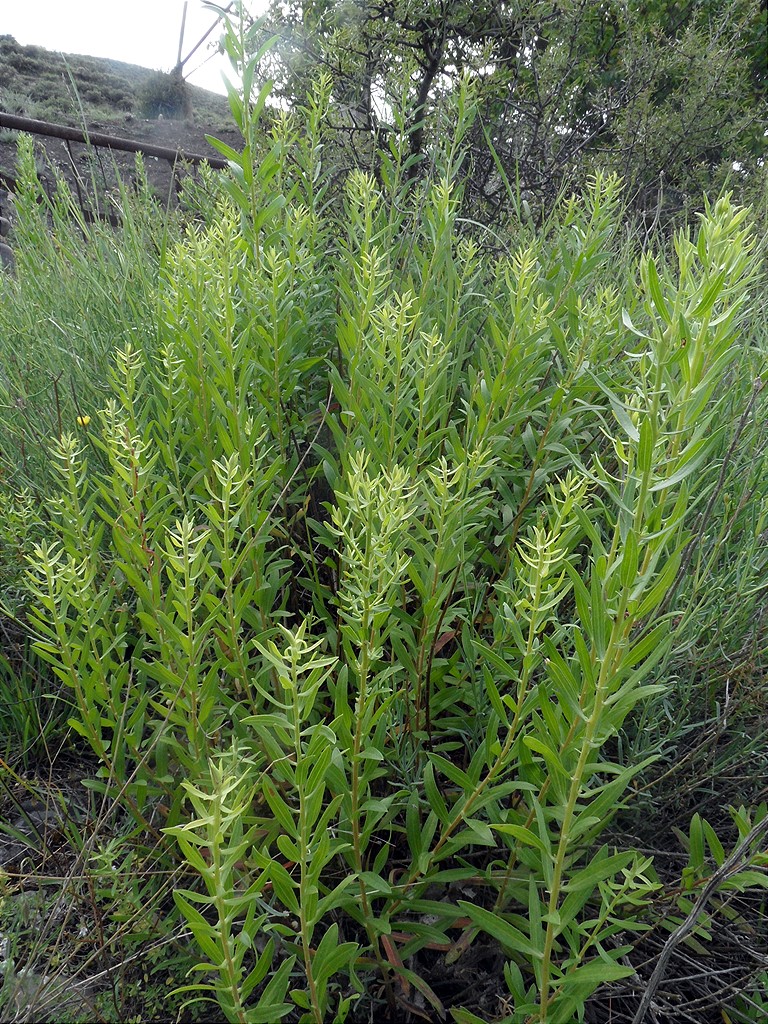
[0,241,14,272]
[0,215,10,236]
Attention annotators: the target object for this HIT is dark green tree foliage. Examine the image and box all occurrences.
[252,0,766,224]
[136,67,192,119]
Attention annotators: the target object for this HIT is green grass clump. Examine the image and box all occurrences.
[1,17,767,1024]
[0,134,173,498]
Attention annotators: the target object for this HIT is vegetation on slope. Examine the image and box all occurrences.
[0,34,232,127]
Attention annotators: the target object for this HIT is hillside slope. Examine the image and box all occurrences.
[0,35,239,208]
[0,35,233,126]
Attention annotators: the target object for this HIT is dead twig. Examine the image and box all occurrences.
[631,815,768,1023]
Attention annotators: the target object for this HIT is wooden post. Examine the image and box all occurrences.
[178,1,236,72]
[0,112,229,169]
[176,1,189,70]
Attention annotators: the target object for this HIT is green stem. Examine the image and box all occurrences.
[349,617,395,1008]
[537,598,631,1020]
[537,393,664,1017]
[211,798,247,1024]
[293,672,323,1024]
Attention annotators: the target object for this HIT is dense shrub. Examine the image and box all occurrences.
[1,21,767,1024]
[136,67,191,120]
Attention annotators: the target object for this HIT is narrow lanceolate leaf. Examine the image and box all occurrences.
[523,736,570,780]
[423,761,450,824]
[262,780,297,835]
[312,924,358,984]
[241,937,276,1000]
[608,393,641,443]
[172,892,223,965]
[643,256,671,324]
[690,269,727,318]
[251,955,296,1022]
[564,561,593,634]
[617,622,671,674]
[484,666,510,727]
[459,902,542,959]
[269,861,300,915]
[561,848,635,893]
[428,753,473,790]
[492,823,550,857]
[622,307,653,340]
[620,528,638,590]
[632,552,681,618]
[637,416,655,475]
[559,959,636,1000]
[648,437,709,491]
[406,790,424,859]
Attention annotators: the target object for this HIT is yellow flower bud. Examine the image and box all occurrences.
[76,415,91,427]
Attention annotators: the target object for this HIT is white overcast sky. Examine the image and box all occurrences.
[2,1,266,95]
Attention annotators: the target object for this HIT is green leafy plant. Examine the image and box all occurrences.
[5,9,768,1021]
[164,748,296,1024]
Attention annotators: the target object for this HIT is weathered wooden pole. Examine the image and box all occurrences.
[0,112,229,168]
[178,0,236,72]
[176,1,189,70]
